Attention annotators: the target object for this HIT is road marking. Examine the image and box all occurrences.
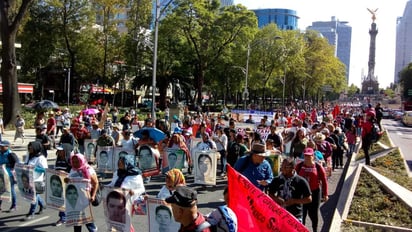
[2,216,50,232]
[397,131,403,136]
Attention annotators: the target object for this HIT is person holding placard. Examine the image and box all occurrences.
[0,140,18,212]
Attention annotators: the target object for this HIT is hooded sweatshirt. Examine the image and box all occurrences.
[26,141,48,182]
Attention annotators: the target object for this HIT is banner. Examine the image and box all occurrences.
[147,198,180,232]
[103,187,132,232]
[15,163,35,202]
[194,150,218,185]
[137,145,160,177]
[65,178,94,226]
[227,165,308,232]
[45,169,68,210]
[0,165,11,201]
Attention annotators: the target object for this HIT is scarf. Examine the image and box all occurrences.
[165,168,186,188]
[114,156,141,187]
[70,153,91,179]
[27,141,43,163]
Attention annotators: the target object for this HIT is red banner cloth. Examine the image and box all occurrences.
[227,165,309,232]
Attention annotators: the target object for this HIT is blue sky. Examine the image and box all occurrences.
[234,0,409,88]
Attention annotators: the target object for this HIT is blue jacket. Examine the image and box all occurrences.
[0,149,14,177]
[234,155,274,190]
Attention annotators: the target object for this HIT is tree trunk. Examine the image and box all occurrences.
[1,34,21,126]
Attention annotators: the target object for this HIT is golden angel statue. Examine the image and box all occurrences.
[367,8,378,22]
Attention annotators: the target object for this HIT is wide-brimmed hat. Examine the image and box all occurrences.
[251,142,269,157]
[313,132,325,142]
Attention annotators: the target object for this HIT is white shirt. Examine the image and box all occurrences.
[107,171,145,201]
[120,138,137,151]
[26,155,48,182]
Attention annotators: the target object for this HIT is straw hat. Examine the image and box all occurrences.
[313,132,325,142]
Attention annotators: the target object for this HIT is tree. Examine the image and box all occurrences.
[164,0,257,105]
[399,63,412,101]
[0,0,34,126]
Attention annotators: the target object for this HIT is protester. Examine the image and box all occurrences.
[290,128,308,158]
[361,111,376,165]
[204,187,238,232]
[165,186,211,232]
[157,169,186,199]
[375,102,384,131]
[227,133,248,167]
[47,112,57,148]
[213,127,228,176]
[233,142,273,191]
[66,153,99,232]
[0,140,18,212]
[59,126,76,147]
[14,115,25,143]
[24,141,48,221]
[166,132,190,173]
[266,125,283,153]
[54,144,73,226]
[268,158,312,223]
[35,125,50,158]
[295,148,328,232]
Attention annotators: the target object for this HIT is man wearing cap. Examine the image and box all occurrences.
[295,147,328,232]
[0,140,18,212]
[59,126,75,147]
[268,158,312,223]
[165,186,210,232]
[35,125,50,158]
[233,142,274,191]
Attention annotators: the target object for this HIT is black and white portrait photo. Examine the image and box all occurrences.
[194,151,218,185]
[103,187,131,232]
[113,147,135,171]
[84,139,97,162]
[162,149,185,174]
[147,198,180,232]
[46,169,68,210]
[64,179,94,226]
[15,163,35,201]
[138,145,158,172]
[96,146,114,172]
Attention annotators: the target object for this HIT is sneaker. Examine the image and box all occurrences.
[25,214,34,221]
[8,206,17,212]
[54,220,65,226]
[36,206,46,215]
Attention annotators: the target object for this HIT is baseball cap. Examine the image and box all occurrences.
[165,186,197,207]
[0,140,11,147]
[303,147,314,156]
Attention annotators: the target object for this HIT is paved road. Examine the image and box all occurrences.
[0,128,348,232]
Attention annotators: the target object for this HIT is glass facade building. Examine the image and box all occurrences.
[395,1,412,84]
[252,9,298,30]
[307,17,352,83]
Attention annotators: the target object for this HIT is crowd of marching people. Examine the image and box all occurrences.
[0,101,383,232]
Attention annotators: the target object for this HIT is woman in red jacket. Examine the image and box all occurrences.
[361,111,375,165]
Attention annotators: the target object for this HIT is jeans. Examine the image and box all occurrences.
[58,211,66,222]
[0,178,17,209]
[74,223,97,232]
[219,150,227,173]
[28,194,45,215]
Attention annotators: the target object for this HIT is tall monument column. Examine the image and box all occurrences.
[362,9,380,94]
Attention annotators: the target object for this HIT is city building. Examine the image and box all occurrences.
[220,0,234,7]
[252,9,298,30]
[307,17,352,84]
[394,0,412,84]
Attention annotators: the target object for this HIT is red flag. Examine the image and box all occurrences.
[227,165,309,232]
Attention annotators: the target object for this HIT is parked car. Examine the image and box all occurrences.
[382,109,390,119]
[393,110,404,121]
[402,111,412,126]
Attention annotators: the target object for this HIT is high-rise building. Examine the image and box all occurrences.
[307,17,352,83]
[394,0,412,84]
[220,0,234,7]
[252,9,298,30]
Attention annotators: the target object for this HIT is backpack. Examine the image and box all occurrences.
[7,152,19,169]
[196,205,237,232]
[369,123,382,143]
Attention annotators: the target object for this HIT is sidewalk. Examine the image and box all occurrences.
[3,128,58,161]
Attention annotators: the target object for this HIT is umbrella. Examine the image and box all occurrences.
[83,108,100,115]
[133,127,166,143]
[32,100,59,112]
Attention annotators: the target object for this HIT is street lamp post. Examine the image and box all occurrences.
[67,67,70,107]
[243,43,250,110]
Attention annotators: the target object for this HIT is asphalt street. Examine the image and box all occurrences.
[0,128,351,232]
